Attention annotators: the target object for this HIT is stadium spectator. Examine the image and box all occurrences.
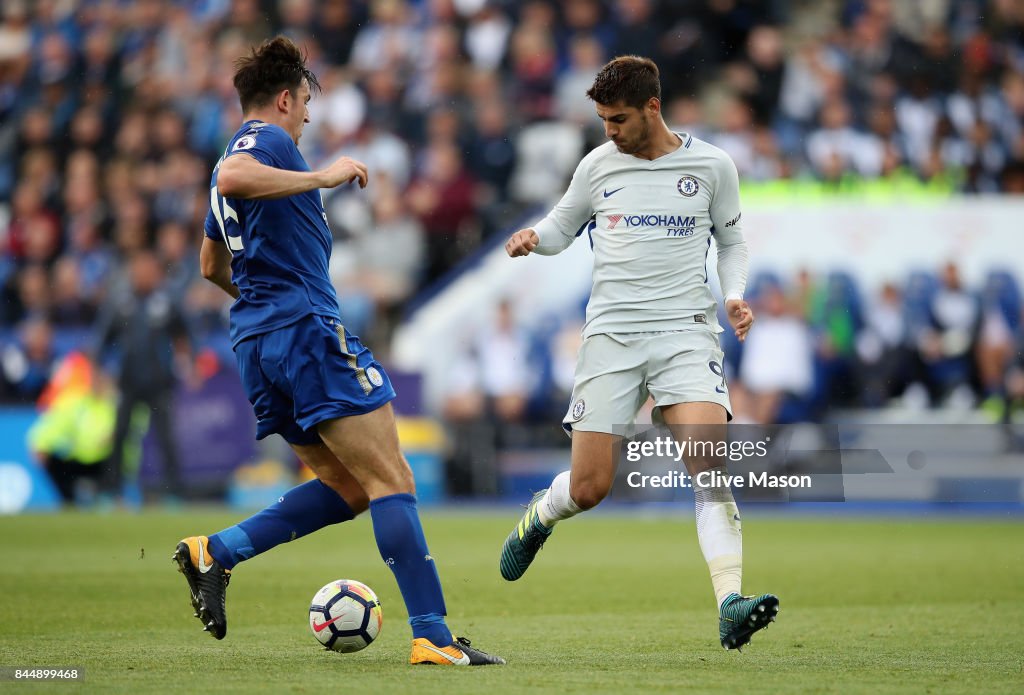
[996,329,1024,425]
[309,67,367,149]
[554,34,606,126]
[63,217,114,308]
[811,273,863,408]
[406,139,480,282]
[976,271,1020,408]
[317,0,363,67]
[439,300,533,495]
[856,282,911,408]
[359,67,410,137]
[92,250,191,500]
[778,38,844,134]
[405,23,466,115]
[666,95,711,142]
[610,0,658,59]
[326,119,412,193]
[475,299,532,424]
[350,0,421,77]
[862,99,909,176]
[13,264,53,326]
[919,262,981,406]
[333,174,425,344]
[508,23,558,122]
[438,340,495,497]
[5,181,55,257]
[558,0,615,61]
[50,256,95,328]
[806,97,877,178]
[730,24,786,127]
[464,2,513,72]
[712,96,758,177]
[14,148,60,212]
[28,366,116,506]
[739,284,816,424]
[1,316,57,402]
[156,220,199,302]
[466,99,518,213]
[547,313,585,417]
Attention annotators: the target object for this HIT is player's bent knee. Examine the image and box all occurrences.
[570,479,610,510]
[686,457,723,475]
[320,476,369,514]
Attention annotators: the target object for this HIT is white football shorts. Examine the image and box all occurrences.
[562,329,733,435]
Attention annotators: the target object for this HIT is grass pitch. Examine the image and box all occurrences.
[1,509,1021,694]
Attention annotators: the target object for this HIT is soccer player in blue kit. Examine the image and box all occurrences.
[172,37,503,666]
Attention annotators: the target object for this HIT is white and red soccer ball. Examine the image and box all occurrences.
[309,579,382,653]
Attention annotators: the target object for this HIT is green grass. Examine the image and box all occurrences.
[0,510,1022,694]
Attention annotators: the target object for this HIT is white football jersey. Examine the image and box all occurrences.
[532,133,749,338]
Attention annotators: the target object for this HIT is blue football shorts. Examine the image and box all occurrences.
[234,314,396,445]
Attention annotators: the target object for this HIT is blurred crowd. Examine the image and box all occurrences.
[442,262,1024,435]
[1,0,1024,414]
[437,260,1024,493]
[726,262,1024,423]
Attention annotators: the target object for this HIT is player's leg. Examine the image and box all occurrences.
[175,439,367,640]
[501,333,644,581]
[317,405,504,665]
[499,430,620,581]
[650,329,778,649]
[205,326,371,567]
[206,440,368,571]
[659,403,742,599]
[661,402,778,648]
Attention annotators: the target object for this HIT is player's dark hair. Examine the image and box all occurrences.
[586,55,661,109]
[233,36,321,113]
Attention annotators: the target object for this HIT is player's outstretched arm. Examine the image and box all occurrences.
[725,298,754,342]
[217,153,368,200]
[200,237,240,299]
[524,155,595,256]
[506,229,539,257]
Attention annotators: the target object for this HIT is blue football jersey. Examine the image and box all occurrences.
[204,120,340,346]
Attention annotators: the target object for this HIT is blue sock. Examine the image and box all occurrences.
[369,493,452,646]
[208,480,354,570]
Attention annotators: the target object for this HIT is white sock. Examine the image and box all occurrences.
[537,471,581,527]
[694,467,743,609]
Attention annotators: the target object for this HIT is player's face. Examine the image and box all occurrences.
[287,79,312,144]
[596,101,651,155]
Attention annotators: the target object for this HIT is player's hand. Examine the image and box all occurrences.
[725,299,754,342]
[506,229,539,257]
[321,156,368,189]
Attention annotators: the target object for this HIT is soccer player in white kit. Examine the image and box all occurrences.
[499,56,779,650]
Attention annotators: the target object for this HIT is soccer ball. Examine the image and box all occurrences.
[308,579,383,653]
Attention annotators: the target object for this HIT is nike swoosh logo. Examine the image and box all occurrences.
[197,542,213,574]
[419,643,471,665]
[311,615,347,633]
[603,187,624,198]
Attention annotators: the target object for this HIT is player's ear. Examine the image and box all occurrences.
[646,97,661,116]
[276,88,292,114]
